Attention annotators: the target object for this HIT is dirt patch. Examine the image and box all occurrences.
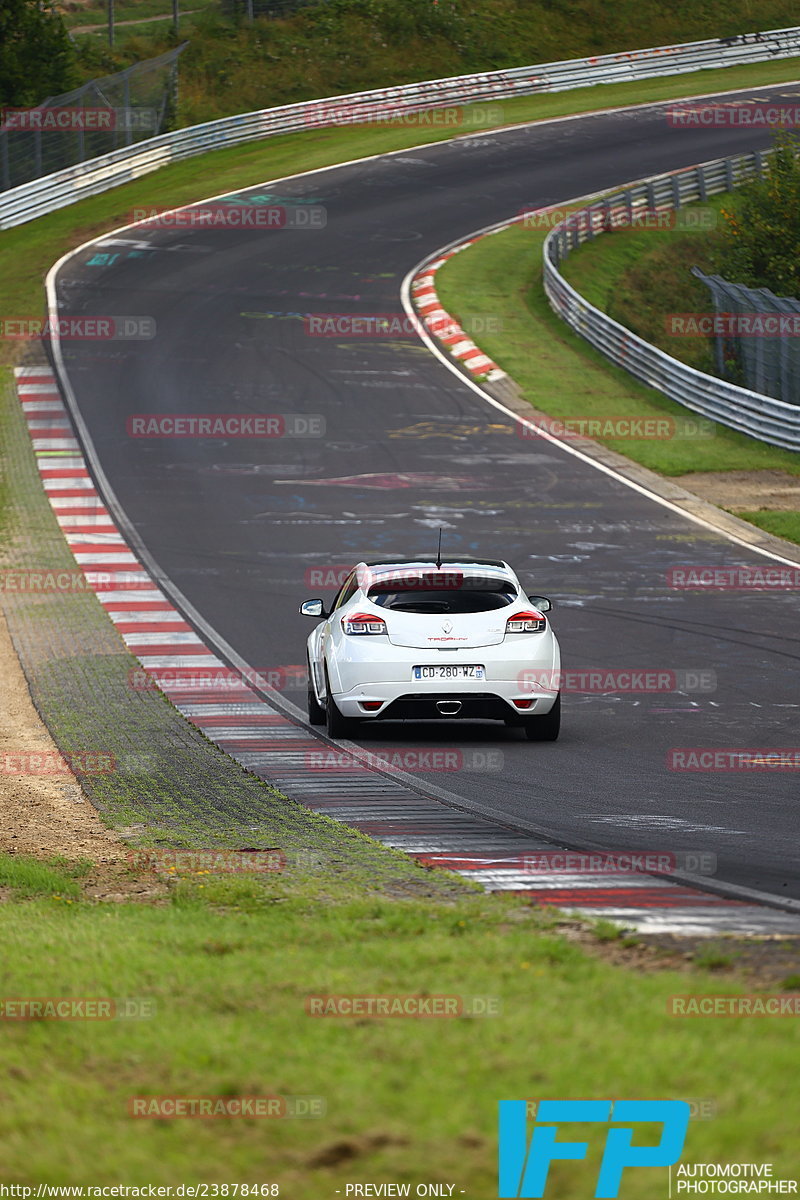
[675,470,800,512]
[568,925,800,990]
[0,608,123,863]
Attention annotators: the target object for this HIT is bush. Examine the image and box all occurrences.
[716,130,800,297]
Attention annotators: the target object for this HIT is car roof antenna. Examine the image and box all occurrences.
[435,528,443,570]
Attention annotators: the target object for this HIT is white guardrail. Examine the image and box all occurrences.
[2,24,800,229]
[542,153,800,452]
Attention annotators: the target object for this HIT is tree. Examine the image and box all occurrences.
[0,0,78,108]
[717,130,800,297]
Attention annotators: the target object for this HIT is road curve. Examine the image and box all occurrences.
[50,83,800,903]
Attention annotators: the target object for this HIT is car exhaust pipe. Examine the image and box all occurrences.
[436,700,462,716]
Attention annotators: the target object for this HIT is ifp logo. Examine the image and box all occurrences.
[498,1100,690,1198]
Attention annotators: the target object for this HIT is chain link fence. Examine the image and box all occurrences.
[692,268,800,406]
[0,45,186,193]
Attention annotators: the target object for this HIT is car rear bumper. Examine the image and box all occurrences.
[331,678,559,720]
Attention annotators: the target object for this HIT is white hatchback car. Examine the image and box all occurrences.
[300,558,561,741]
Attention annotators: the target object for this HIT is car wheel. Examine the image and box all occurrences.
[523,693,561,742]
[324,668,356,739]
[307,657,325,726]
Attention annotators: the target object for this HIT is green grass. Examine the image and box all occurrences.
[435,220,800,481]
[693,946,736,971]
[736,510,800,542]
[0,861,798,1186]
[0,853,84,899]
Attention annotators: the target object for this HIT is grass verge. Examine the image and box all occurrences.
[736,509,800,543]
[1,852,798,1185]
[434,219,800,519]
[0,852,87,898]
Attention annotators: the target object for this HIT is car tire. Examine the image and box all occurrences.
[307,658,325,726]
[522,693,561,742]
[324,668,356,739]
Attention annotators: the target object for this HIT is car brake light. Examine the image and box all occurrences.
[505,610,546,634]
[342,612,387,636]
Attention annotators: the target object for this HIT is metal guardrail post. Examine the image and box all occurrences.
[123,75,133,148]
[697,164,707,202]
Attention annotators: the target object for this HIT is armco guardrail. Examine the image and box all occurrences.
[2,25,800,229]
[542,153,800,452]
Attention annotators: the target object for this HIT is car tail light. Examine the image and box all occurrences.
[513,698,535,709]
[342,612,387,636]
[505,610,546,634]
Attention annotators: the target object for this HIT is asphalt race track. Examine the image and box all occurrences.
[51,82,800,903]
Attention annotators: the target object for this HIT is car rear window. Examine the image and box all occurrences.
[368,578,516,614]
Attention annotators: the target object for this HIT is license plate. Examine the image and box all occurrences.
[413,665,485,680]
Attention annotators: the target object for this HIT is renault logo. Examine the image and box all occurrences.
[442,619,453,633]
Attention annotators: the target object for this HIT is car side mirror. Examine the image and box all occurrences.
[527,595,552,613]
[300,598,327,618]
